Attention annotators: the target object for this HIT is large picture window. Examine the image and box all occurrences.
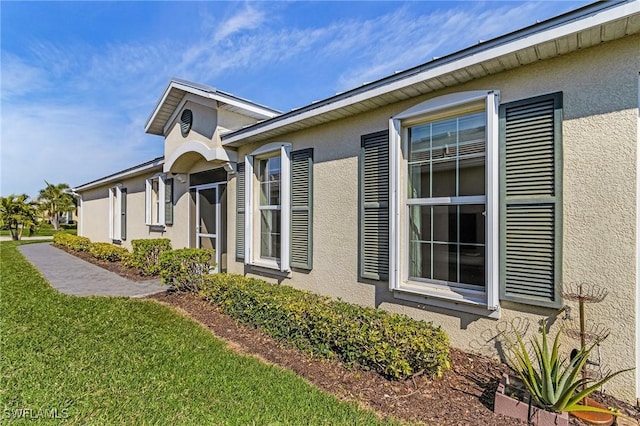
[407,111,486,287]
[390,91,499,316]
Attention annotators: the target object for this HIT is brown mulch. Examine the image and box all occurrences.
[58,244,640,425]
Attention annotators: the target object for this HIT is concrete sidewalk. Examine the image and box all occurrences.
[18,243,168,297]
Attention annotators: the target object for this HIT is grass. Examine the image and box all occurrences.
[0,224,77,237]
[0,241,398,425]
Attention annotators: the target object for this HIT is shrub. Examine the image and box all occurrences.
[88,242,130,263]
[200,274,450,380]
[159,248,215,292]
[127,239,172,276]
[53,233,90,252]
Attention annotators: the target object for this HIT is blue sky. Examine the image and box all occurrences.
[1,1,589,198]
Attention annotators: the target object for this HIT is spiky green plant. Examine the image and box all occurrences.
[503,320,632,414]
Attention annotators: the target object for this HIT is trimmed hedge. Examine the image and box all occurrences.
[88,242,130,262]
[53,233,91,252]
[159,248,215,292]
[127,239,172,276]
[200,273,450,380]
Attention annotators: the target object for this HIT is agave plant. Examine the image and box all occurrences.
[502,319,632,414]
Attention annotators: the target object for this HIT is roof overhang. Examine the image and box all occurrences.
[74,157,165,192]
[145,78,281,136]
[222,0,640,147]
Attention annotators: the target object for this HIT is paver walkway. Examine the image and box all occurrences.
[18,243,168,297]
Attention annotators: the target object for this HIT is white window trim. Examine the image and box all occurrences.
[145,174,167,226]
[389,90,500,318]
[108,184,124,241]
[244,142,291,272]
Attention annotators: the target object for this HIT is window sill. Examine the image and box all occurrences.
[248,260,291,278]
[394,282,500,319]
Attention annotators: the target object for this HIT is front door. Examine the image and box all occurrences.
[195,184,222,272]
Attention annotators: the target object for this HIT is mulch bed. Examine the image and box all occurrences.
[57,244,640,425]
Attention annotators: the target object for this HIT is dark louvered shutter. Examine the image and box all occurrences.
[164,178,173,226]
[120,188,127,241]
[236,163,245,261]
[359,131,389,281]
[290,148,313,270]
[500,92,562,308]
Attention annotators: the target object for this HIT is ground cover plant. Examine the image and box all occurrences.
[0,241,398,425]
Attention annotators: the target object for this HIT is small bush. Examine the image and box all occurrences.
[200,274,450,380]
[127,239,172,276]
[159,248,215,292]
[53,233,91,252]
[88,242,130,262]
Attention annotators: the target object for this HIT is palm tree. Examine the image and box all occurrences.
[0,194,38,240]
[38,181,74,231]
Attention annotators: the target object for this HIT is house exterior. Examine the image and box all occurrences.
[74,1,640,403]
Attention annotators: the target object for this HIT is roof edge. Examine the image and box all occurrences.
[74,156,165,192]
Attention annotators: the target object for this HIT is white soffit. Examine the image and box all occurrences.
[222,0,640,147]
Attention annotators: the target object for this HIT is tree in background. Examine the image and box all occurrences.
[38,181,74,231]
[0,194,38,240]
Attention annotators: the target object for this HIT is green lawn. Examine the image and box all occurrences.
[0,241,398,425]
[0,224,76,237]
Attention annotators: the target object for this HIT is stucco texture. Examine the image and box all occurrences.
[227,34,640,402]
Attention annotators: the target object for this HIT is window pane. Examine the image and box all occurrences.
[459,158,485,196]
[260,210,281,260]
[409,205,431,242]
[459,245,485,286]
[432,205,456,243]
[433,243,457,282]
[459,204,485,244]
[409,124,431,163]
[409,241,431,279]
[408,163,429,199]
[458,112,485,144]
[431,160,456,197]
[260,157,281,206]
[431,117,457,148]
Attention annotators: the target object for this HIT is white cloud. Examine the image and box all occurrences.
[0,101,161,197]
[214,4,266,42]
[0,54,50,100]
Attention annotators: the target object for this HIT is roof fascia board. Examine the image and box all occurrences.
[211,91,280,119]
[163,93,219,136]
[222,0,639,146]
[74,158,164,192]
[145,81,196,133]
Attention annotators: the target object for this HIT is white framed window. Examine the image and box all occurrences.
[245,143,291,272]
[146,174,170,226]
[389,91,499,317]
[108,184,126,241]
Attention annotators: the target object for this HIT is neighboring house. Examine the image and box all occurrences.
[74,1,640,403]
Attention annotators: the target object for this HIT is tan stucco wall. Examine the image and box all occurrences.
[225,34,640,402]
[79,169,192,250]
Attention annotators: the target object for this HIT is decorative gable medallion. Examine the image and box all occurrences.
[180,109,193,137]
